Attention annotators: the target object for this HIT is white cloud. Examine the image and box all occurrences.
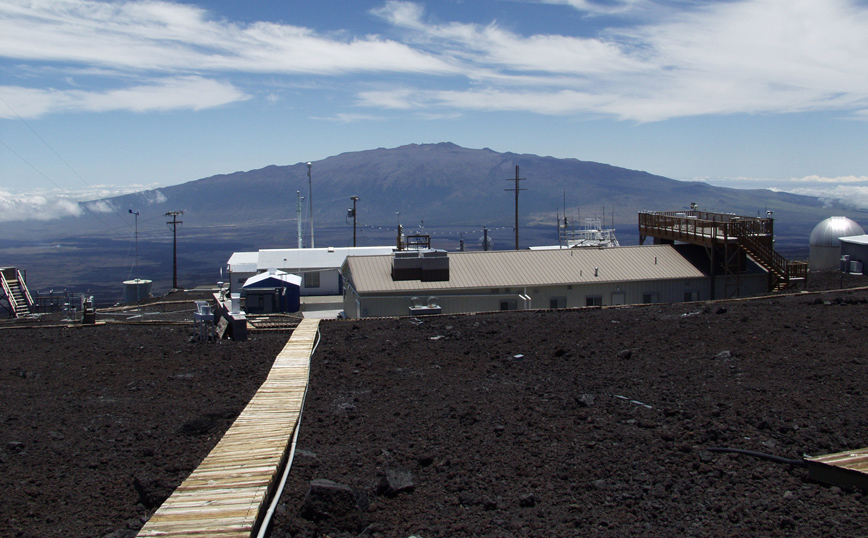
[529,0,646,16]
[698,175,868,185]
[141,190,168,205]
[0,184,161,222]
[0,0,455,74]
[368,0,868,121]
[695,174,868,210]
[0,77,248,118]
[0,189,84,221]
[3,0,868,121]
[785,185,868,210]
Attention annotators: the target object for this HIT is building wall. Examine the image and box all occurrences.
[840,243,868,273]
[229,271,257,294]
[711,272,769,299]
[231,268,342,296]
[343,278,710,318]
[298,269,342,296]
[810,245,841,271]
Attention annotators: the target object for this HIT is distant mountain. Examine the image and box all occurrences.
[3,143,865,299]
[73,142,837,230]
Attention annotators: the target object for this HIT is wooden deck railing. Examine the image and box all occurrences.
[639,211,803,290]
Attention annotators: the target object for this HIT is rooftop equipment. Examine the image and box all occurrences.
[391,250,450,282]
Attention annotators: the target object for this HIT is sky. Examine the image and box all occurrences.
[3,0,868,222]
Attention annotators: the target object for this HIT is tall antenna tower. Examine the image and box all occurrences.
[129,209,140,280]
[296,191,305,249]
[165,210,184,289]
[504,165,526,250]
[307,162,315,248]
[349,195,359,247]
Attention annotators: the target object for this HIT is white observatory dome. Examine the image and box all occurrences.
[809,216,864,271]
[809,216,864,247]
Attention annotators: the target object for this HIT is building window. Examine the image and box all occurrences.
[304,272,320,288]
[684,291,698,302]
[643,292,660,304]
[549,296,566,309]
[500,300,517,311]
[585,295,602,307]
[490,288,499,294]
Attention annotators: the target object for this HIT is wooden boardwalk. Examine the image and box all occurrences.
[138,318,320,537]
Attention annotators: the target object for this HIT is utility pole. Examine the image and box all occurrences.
[504,165,526,250]
[165,211,184,289]
[307,162,315,248]
[296,191,305,249]
[350,195,359,247]
[129,209,140,280]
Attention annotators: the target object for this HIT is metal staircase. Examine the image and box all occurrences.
[1,267,34,318]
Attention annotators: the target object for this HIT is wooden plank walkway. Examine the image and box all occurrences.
[806,447,868,491]
[137,318,320,537]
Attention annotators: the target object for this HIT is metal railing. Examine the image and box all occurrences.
[639,210,803,290]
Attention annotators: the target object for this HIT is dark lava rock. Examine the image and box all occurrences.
[177,416,218,436]
[376,468,415,497]
[300,479,368,534]
[132,475,173,510]
[575,394,595,407]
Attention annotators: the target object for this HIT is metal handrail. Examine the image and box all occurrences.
[16,269,33,310]
[0,271,19,316]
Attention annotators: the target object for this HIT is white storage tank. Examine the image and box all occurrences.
[809,217,864,271]
[122,279,152,303]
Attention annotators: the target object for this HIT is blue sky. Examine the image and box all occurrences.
[3,0,868,221]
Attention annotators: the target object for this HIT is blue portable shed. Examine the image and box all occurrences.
[242,270,302,313]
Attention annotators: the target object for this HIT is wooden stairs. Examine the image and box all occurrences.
[1,267,34,318]
[730,221,807,291]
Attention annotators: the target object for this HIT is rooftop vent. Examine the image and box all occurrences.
[392,249,450,282]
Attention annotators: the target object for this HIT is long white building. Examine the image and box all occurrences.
[341,244,768,318]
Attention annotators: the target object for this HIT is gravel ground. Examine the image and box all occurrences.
[2,274,868,537]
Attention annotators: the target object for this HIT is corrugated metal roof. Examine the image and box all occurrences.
[256,246,395,271]
[347,245,705,294]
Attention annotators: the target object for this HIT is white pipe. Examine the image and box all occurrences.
[256,326,321,538]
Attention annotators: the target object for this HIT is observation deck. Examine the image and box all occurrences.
[639,210,807,293]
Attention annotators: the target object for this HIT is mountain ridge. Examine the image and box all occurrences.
[2,142,864,298]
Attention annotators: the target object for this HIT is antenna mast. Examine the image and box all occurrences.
[504,165,526,250]
[350,195,359,247]
[165,210,184,289]
[307,162,315,248]
[296,191,304,249]
[129,209,140,280]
